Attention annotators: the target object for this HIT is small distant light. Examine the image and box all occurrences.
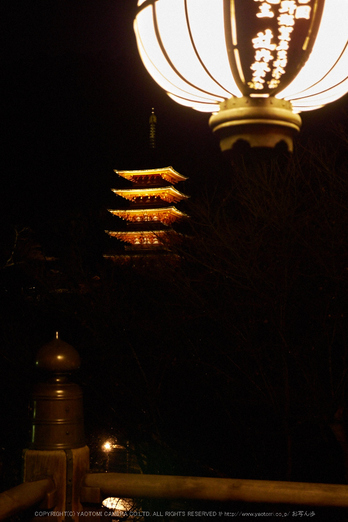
[102,438,124,452]
[103,441,112,452]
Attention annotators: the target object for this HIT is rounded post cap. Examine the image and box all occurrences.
[35,332,81,372]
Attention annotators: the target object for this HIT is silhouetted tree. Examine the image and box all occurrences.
[170,126,348,481]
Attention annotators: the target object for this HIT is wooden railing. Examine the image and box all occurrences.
[0,479,55,520]
[81,472,348,508]
[1,336,348,520]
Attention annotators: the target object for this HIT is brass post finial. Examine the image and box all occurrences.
[35,335,81,373]
[30,335,84,449]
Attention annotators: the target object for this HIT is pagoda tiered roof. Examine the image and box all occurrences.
[114,166,187,184]
[112,186,188,204]
[106,165,188,260]
[108,206,188,225]
[105,229,181,247]
[103,252,181,266]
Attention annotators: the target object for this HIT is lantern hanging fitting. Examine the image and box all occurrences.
[134,0,348,152]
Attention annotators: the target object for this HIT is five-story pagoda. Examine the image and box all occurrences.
[104,166,189,263]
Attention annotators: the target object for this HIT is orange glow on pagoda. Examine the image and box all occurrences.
[108,206,188,226]
[111,186,188,205]
[106,230,177,248]
[115,166,187,185]
[105,166,189,260]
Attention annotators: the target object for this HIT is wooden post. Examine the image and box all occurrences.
[23,334,89,521]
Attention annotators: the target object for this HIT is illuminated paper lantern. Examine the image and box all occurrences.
[134,0,348,150]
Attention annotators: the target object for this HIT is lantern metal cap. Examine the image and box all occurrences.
[209,96,302,152]
[35,332,81,373]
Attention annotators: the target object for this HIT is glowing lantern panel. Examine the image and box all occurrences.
[134,0,348,150]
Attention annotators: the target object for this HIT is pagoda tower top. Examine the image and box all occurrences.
[149,108,157,149]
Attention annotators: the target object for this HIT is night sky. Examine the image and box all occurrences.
[2,1,224,229]
[2,1,348,225]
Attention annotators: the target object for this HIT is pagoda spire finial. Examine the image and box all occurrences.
[149,108,157,149]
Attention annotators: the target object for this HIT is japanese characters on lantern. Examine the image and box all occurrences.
[249,0,312,91]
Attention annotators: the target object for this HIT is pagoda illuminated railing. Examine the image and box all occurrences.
[108,207,188,225]
[105,230,177,247]
[112,186,188,205]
